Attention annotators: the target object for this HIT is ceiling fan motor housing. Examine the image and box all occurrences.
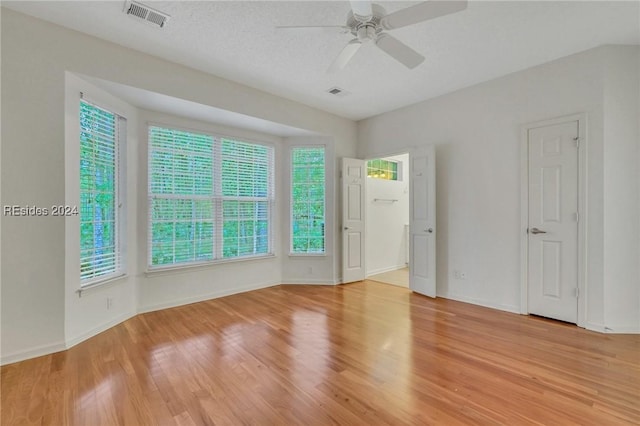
[348,4,386,41]
[356,25,377,42]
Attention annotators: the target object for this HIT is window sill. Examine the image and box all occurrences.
[77,273,128,297]
[288,252,327,257]
[145,253,276,277]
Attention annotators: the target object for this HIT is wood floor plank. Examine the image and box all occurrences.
[2,281,639,425]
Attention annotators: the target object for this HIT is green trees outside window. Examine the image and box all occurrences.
[80,101,121,283]
[149,127,214,266]
[291,147,325,254]
[367,159,398,180]
[220,139,271,258]
[148,127,273,268]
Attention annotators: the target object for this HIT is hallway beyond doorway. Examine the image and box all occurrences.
[368,267,409,288]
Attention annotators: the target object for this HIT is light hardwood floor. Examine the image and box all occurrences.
[368,267,409,288]
[2,281,639,425]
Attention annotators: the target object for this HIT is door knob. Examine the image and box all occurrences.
[529,227,546,234]
[425,228,433,233]
[343,226,350,230]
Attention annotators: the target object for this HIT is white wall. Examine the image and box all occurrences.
[602,46,640,332]
[0,5,4,359]
[358,45,639,331]
[0,8,357,363]
[366,154,410,276]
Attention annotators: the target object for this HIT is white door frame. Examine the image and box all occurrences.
[519,113,588,327]
[362,150,410,278]
[357,146,436,296]
[351,147,418,282]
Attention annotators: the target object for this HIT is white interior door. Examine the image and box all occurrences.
[409,146,436,297]
[342,158,366,283]
[527,120,579,323]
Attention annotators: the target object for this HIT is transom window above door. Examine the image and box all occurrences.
[367,159,399,181]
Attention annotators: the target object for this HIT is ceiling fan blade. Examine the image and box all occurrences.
[350,1,373,21]
[328,39,362,73]
[276,25,350,34]
[380,1,468,30]
[375,33,425,69]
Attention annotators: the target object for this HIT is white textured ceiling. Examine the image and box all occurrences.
[4,1,640,120]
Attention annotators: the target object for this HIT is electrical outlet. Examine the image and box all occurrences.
[106,297,114,310]
[308,266,313,275]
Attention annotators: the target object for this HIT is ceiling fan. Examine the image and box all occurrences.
[277,1,468,72]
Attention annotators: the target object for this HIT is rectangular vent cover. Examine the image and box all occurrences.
[124,1,170,28]
[327,87,350,97]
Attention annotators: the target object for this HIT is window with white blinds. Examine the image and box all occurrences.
[80,100,124,285]
[148,126,274,268]
[290,146,325,254]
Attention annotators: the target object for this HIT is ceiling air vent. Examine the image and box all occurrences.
[124,1,170,28]
[327,87,350,97]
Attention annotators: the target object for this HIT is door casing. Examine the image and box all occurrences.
[344,147,436,297]
[519,113,588,327]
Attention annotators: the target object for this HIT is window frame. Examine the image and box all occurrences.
[146,123,275,271]
[79,98,126,288]
[289,145,327,256]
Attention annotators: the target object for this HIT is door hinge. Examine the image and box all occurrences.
[575,211,580,222]
[573,137,581,148]
[574,287,580,298]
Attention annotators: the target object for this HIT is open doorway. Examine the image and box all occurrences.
[342,147,435,295]
[365,153,410,288]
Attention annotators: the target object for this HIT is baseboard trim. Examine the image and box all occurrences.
[1,341,67,366]
[585,322,606,333]
[600,324,640,334]
[65,311,136,350]
[137,280,281,314]
[280,279,338,285]
[437,292,520,314]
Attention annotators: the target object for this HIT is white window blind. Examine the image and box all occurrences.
[291,146,325,254]
[80,100,124,285]
[219,139,273,258]
[148,126,274,269]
